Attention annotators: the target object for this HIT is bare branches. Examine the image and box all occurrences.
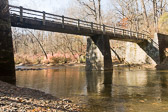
[26,30,48,59]
[77,0,97,16]
[12,28,86,63]
[76,0,102,23]
[141,0,150,30]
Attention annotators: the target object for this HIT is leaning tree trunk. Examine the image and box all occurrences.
[28,30,48,59]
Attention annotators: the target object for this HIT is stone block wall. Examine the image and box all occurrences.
[0,0,16,84]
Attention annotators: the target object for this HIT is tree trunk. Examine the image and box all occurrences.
[135,0,139,31]
[160,0,163,15]
[153,0,158,32]
[140,0,150,30]
[110,48,122,63]
[98,0,102,25]
[28,31,48,59]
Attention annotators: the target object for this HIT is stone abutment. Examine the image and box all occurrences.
[0,0,16,84]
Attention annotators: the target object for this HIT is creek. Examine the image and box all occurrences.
[16,66,168,112]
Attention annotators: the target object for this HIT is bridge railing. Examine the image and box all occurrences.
[9,5,148,40]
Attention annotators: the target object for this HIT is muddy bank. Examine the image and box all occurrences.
[0,81,81,111]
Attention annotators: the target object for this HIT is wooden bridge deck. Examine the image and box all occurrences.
[9,5,148,43]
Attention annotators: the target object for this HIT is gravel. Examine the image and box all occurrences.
[0,81,81,111]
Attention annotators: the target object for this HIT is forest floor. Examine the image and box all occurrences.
[0,81,81,111]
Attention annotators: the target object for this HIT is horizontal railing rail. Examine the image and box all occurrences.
[9,5,150,40]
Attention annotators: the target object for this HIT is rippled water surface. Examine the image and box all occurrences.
[16,66,168,112]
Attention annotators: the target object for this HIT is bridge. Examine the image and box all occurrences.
[0,0,167,84]
[8,5,151,71]
[9,5,147,43]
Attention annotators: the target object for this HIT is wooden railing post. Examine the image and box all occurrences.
[91,22,93,33]
[113,27,115,36]
[103,24,105,34]
[20,6,23,22]
[77,19,80,30]
[43,11,45,25]
[62,15,64,28]
[123,29,125,36]
[129,30,132,37]
[97,24,99,29]
[142,34,144,39]
[136,32,138,38]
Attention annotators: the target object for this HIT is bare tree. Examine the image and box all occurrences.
[76,0,102,24]
[27,30,48,59]
[141,0,150,31]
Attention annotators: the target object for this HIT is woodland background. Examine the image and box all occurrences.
[11,0,168,65]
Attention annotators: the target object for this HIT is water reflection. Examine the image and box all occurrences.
[16,67,87,97]
[16,66,168,112]
[86,71,113,97]
[101,71,113,97]
[158,72,168,88]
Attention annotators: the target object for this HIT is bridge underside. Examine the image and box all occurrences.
[11,15,144,43]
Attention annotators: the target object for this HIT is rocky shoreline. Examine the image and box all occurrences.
[0,81,81,111]
[15,63,85,71]
[15,63,157,72]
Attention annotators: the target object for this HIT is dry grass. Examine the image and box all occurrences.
[14,53,86,65]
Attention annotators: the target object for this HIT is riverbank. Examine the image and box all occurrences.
[15,63,85,71]
[0,81,81,111]
[114,63,156,69]
[15,63,158,71]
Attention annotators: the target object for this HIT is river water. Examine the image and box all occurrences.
[16,66,168,112]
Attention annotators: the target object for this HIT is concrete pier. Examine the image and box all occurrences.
[0,0,16,84]
[86,35,113,71]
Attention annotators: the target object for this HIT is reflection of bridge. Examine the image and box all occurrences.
[9,5,147,43]
[0,0,167,84]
